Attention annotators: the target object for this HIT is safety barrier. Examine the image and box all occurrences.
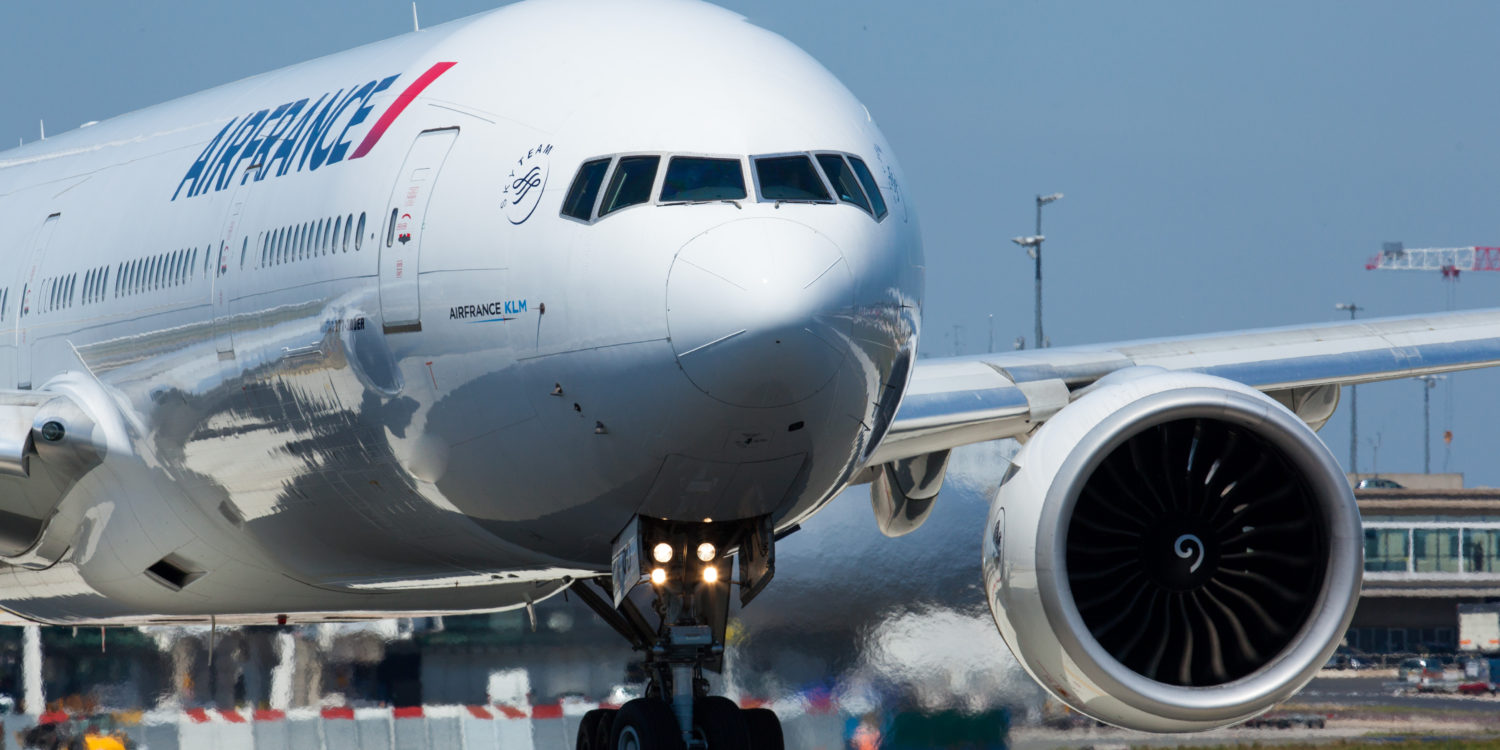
[2,703,853,750]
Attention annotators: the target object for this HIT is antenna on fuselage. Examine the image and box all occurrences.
[412,2,420,31]
[38,120,45,141]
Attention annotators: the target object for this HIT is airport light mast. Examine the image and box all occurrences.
[1418,375,1445,474]
[1335,302,1363,473]
[1013,192,1063,349]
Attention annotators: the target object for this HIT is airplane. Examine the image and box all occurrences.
[2,0,1499,747]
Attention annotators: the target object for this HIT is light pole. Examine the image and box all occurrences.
[1013,192,1062,349]
[1417,374,1445,474]
[1336,302,1363,473]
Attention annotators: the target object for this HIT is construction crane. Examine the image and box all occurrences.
[1365,242,1500,279]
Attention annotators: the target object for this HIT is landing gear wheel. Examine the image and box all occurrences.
[741,708,784,750]
[694,696,750,750]
[595,708,619,749]
[578,709,606,750]
[578,708,617,750]
[612,698,685,750]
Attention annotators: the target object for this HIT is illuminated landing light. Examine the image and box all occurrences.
[653,543,674,564]
[703,517,713,523]
[696,543,717,562]
[651,568,667,585]
[703,566,719,583]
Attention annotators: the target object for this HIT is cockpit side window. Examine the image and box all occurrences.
[847,156,888,220]
[599,155,661,217]
[754,155,832,202]
[816,153,872,215]
[660,157,746,203]
[562,158,611,221]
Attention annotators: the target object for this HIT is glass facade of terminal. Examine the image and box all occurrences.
[1362,520,1500,575]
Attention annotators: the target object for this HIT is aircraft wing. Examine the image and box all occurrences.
[869,307,1500,466]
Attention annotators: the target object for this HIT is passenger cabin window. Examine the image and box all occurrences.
[599,156,660,217]
[816,154,872,215]
[847,156,888,220]
[660,157,746,203]
[562,158,610,220]
[754,155,832,202]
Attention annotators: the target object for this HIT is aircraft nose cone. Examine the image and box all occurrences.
[667,218,853,408]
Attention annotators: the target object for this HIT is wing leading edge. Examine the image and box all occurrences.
[869,308,1500,466]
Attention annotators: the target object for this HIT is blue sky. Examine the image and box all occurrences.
[6,1,1500,484]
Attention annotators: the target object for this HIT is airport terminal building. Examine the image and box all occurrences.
[1349,473,1500,654]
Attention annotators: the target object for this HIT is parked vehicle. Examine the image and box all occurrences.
[1459,603,1500,653]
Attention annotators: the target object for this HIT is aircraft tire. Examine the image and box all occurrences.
[741,708,784,750]
[594,708,619,749]
[694,696,750,750]
[612,698,684,750]
[578,708,612,750]
[741,708,786,750]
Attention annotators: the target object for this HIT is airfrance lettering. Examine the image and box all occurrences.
[450,299,528,322]
[172,62,458,201]
[172,75,398,201]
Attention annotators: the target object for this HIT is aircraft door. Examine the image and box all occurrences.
[213,163,257,358]
[379,128,459,334]
[15,213,60,390]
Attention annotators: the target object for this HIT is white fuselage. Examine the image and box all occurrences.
[0,0,922,625]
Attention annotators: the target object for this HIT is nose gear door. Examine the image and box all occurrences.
[379,127,459,334]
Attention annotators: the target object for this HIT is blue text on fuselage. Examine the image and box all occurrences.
[171,74,400,201]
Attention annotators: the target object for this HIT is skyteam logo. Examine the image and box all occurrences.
[172,62,456,201]
[501,143,553,225]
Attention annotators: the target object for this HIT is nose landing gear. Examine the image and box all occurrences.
[570,517,784,750]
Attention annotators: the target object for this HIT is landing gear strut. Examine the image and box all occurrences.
[571,516,784,750]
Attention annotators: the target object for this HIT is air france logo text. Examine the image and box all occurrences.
[450,300,528,323]
[172,62,457,201]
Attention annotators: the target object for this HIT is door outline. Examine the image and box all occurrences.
[15,213,61,390]
[379,127,460,334]
[213,163,258,359]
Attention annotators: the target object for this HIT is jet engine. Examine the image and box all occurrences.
[983,368,1361,732]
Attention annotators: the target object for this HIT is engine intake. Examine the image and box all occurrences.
[984,368,1361,732]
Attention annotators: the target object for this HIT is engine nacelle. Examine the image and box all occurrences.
[984,368,1361,732]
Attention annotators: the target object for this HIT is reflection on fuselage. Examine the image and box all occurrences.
[6,441,1033,718]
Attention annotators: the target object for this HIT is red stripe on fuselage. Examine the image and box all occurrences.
[349,61,457,160]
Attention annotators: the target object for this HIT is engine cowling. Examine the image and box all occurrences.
[984,368,1361,732]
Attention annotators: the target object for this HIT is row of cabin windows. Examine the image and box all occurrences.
[117,247,204,298]
[258,212,367,269]
[34,273,78,315]
[18,210,373,318]
[81,265,111,305]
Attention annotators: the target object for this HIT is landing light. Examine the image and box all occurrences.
[702,566,718,583]
[652,543,674,563]
[651,567,667,585]
[696,543,717,562]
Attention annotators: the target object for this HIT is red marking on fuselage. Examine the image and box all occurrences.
[349,61,457,160]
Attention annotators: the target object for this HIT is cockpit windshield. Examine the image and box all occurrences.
[660,157,746,203]
[562,158,610,220]
[599,155,660,216]
[754,156,832,202]
[815,153,872,215]
[846,156,888,220]
[560,150,886,222]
